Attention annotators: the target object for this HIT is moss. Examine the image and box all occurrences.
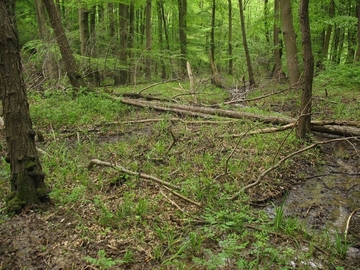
[36,187,50,199]
[25,161,36,170]
[6,196,25,214]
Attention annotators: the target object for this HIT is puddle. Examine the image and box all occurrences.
[268,138,360,265]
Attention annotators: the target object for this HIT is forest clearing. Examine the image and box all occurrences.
[1,0,360,269]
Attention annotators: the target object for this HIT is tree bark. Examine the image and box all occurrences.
[78,6,89,56]
[238,0,256,86]
[280,0,301,87]
[297,0,314,140]
[119,98,360,137]
[34,0,57,82]
[114,3,129,85]
[178,0,187,78]
[228,0,233,75]
[145,0,152,80]
[272,0,284,81]
[356,0,360,61]
[323,0,335,61]
[42,0,86,89]
[0,0,48,212]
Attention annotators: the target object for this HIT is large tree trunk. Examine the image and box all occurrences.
[297,0,314,140]
[238,0,255,86]
[0,0,48,213]
[42,0,86,89]
[280,0,300,87]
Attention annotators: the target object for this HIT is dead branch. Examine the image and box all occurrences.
[120,98,360,136]
[163,186,202,207]
[224,88,290,105]
[165,126,177,154]
[88,159,202,207]
[138,79,178,94]
[229,137,360,200]
[345,207,360,241]
[220,123,296,138]
[88,159,180,190]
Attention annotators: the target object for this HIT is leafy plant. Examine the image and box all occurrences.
[84,249,124,269]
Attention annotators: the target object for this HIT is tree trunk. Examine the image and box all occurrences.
[272,0,284,81]
[210,0,216,66]
[280,0,300,87]
[128,1,135,83]
[0,0,48,213]
[178,0,187,78]
[323,0,335,61]
[42,0,86,89]
[145,0,152,80]
[34,0,57,82]
[157,0,167,79]
[356,0,360,61]
[297,0,314,140]
[78,6,89,56]
[114,3,129,85]
[228,0,233,75]
[238,0,256,86]
[264,0,270,44]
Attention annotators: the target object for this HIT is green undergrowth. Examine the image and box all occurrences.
[1,79,357,268]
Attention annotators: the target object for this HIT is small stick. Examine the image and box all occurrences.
[344,207,360,241]
[160,190,184,212]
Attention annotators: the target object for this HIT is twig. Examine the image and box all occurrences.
[138,79,178,94]
[229,137,359,200]
[165,126,177,154]
[88,159,202,208]
[88,159,180,190]
[220,123,295,138]
[344,207,360,241]
[160,190,184,212]
[163,186,202,207]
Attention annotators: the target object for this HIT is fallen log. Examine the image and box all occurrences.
[120,97,360,137]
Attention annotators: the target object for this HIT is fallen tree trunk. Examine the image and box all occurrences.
[120,97,360,137]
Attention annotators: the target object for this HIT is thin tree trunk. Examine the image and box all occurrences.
[78,6,89,56]
[34,0,57,82]
[238,0,255,86]
[264,0,270,44]
[297,0,314,140]
[356,0,360,61]
[0,0,48,212]
[272,0,284,81]
[114,3,129,85]
[210,0,216,65]
[323,0,335,61]
[178,0,187,78]
[279,0,300,87]
[157,0,166,79]
[42,0,86,89]
[145,0,152,80]
[228,0,233,75]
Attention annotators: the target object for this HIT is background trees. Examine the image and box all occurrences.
[14,0,360,90]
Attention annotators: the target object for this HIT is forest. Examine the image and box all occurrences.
[0,0,360,269]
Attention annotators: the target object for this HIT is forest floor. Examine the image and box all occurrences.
[0,77,360,269]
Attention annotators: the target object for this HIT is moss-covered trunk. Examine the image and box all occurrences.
[0,0,48,213]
